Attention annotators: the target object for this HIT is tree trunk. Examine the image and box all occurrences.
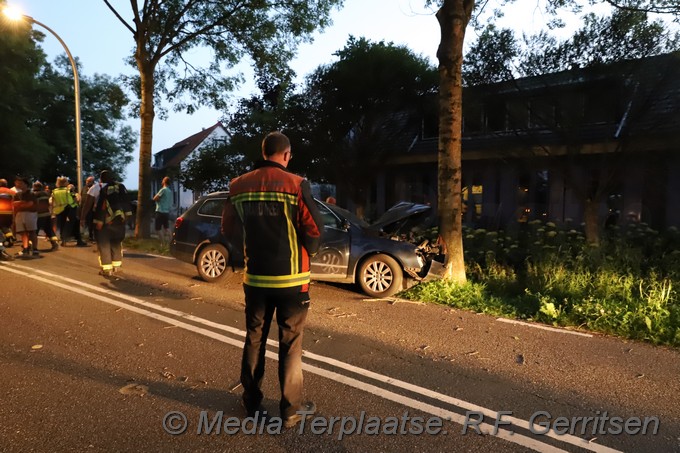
[584,198,601,246]
[134,56,155,239]
[435,0,473,284]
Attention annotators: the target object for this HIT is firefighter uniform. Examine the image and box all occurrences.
[221,158,323,420]
[93,179,132,276]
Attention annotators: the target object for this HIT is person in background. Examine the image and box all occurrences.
[93,170,132,277]
[221,131,323,428]
[12,176,38,257]
[80,176,96,242]
[153,176,173,247]
[51,176,88,247]
[0,179,15,247]
[32,181,59,251]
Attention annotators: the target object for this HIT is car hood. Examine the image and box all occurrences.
[369,201,433,233]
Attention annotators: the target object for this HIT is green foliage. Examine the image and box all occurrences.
[402,221,680,346]
[179,142,249,194]
[0,16,135,183]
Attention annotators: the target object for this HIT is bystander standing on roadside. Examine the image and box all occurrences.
[51,177,88,247]
[221,131,323,428]
[32,181,59,251]
[153,176,173,248]
[12,176,39,257]
[80,176,96,242]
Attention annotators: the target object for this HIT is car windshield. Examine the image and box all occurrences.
[325,203,369,228]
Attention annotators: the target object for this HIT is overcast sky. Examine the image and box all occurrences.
[11,0,605,188]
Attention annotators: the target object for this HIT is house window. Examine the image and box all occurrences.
[584,88,618,124]
[463,102,483,134]
[485,99,505,131]
[506,98,528,130]
[529,97,556,128]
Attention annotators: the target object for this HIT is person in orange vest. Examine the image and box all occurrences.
[32,181,59,251]
[0,179,16,247]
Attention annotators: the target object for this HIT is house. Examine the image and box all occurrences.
[151,122,228,216]
[354,52,680,230]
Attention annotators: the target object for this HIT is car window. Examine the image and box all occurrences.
[315,202,342,229]
[198,198,226,217]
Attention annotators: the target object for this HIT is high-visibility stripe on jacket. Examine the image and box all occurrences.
[93,183,132,226]
[222,160,322,292]
[51,187,77,215]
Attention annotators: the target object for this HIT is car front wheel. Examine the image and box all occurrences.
[358,254,403,298]
[196,244,229,282]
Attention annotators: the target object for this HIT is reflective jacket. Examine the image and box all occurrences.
[51,187,77,215]
[0,188,13,218]
[222,160,322,294]
[93,183,132,227]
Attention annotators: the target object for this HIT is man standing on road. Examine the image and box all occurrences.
[221,131,323,428]
[93,170,132,277]
[153,176,173,248]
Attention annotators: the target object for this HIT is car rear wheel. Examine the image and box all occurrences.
[358,254,403,298]
[196,244,229,282]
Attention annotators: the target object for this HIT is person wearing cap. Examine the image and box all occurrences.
[93,170,132,277]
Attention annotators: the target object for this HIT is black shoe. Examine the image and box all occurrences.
[76,241,89,247]
[16,248,30,258]
[32,249,40,256]
[283,401,316,428]
[0,251,14,261]
[241,400,267,418]
[99,269,113,277]
[51,241,59,251]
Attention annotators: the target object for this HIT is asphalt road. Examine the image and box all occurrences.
[1,242,679,452]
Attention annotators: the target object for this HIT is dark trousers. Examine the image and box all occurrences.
[37,216,57,241]
[96,221,126,268]
[240,285,309,418]
[56,206,82,242]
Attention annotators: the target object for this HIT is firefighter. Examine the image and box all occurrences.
[32,181,59,250]
[0,179,16,247]
[93,170,132,277]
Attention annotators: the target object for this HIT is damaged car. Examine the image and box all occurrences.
[170,193,444,298]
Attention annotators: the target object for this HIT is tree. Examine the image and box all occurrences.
[463,24,518,86]
[0,12,51,178]
[179,142,248,194]
[37,58,136,184]
[103,0,343,238]
[429,0,474,284]
[293,36,438,215]
[0,10,135,184]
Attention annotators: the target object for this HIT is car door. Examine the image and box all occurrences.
[310,201,351,281]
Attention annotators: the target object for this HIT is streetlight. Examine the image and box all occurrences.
[3,6,83,194]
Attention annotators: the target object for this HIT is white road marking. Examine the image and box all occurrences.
[496,318,594,337]
[1,262,620,453]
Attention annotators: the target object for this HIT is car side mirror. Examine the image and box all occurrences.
[342,220,351,231]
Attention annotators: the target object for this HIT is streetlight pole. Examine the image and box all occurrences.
[4,11,83,194]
